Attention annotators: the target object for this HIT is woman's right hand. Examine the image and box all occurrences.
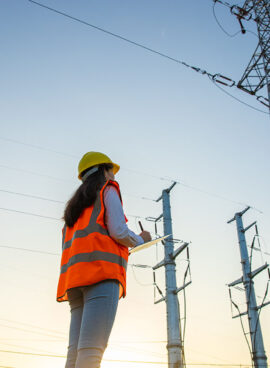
[139,231,152,243]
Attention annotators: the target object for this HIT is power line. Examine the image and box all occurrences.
[0,165,264,214]
[0,137,77,158]
[212,2,260,39]
[0,136,267,210]
[0,164,74,183]
[0,341,64,356]
[27,0,268,111]
[0,350,254,366]
[0,138,173,185]
[0,207,60,221]
[0,206,146,222]
[209,76,269,115]
[0,189,65,204]
[26,0,211,78]
[0,245,59,256]
[178,181,263,214]
[0,324,65,340]
[0,137,266,212]
[212,1,243,37]
[0,318,66,336]
[0,187,155,204]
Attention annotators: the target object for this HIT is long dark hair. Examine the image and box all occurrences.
[63,163,113,227]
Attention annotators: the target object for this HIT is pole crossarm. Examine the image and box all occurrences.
[170,242,189,260]
[153,259,166,271]
[232,310,248,319]
[174,281,192,295]
[228,264,268,287]
[227,206,251,223]
[228,276,244,287]
[256,300,270,310]
[154,296,166,305]
[242,221,257,233]
[248,263,269,279]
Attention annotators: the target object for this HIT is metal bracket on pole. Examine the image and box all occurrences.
[256,301,270,311]
[174,281,192,295]
[153,259,166,270]
[170,242,189,260]
[242,221,257,233]
[153,258,176,270]
[228,277,244,287]
[232,310,248,319]
[228,264,269,288]
[154,296,166,304]
[146,214,163,222]
[248,263,269,279]
[146,214,163,236]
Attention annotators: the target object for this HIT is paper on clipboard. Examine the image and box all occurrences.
[129,234,171,254]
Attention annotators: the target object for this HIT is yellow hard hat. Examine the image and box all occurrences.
[78,151,120,180]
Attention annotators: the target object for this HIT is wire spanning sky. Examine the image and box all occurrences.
[0,1,269,368]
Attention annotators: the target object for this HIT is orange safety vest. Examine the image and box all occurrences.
[56,180,129,302]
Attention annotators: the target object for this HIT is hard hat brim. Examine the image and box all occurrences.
[78,162,120,180]
[112,163,120,175]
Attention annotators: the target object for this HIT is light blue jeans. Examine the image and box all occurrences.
[65,280,119,368]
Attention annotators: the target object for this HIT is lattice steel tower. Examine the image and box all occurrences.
[237,0,270,108]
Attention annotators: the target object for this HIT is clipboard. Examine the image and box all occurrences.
[129,234,171,254]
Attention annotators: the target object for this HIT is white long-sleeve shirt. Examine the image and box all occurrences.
[104,186,144,248]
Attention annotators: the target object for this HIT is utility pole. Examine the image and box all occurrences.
[235,0,270,110]
[151,182,191,368]
[227,207,269,368]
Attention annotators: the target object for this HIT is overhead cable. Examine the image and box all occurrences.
[28,0,269,111]
[0,189,64,204]
[212,2,243,37]
[0,207,60,221]
[0,206,144,222]
[0,324,65,340]
[209,76,269,115]
[0,164,74,183]
[0,350,255,365]
[0,245,59,256]
[212,2,260,39]
[0,165,264,213]
[0,318,65,337]
[0,137,77,158]
[0,137,266,209]
[0,187,156,204]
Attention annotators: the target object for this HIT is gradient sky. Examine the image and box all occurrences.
[0,1,270,367]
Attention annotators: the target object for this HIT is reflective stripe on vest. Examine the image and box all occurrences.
[61,250,127,274]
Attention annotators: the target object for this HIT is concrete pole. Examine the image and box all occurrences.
[162,187,184,368]
[235,213,268,368]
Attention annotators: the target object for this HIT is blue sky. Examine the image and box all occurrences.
[0,1,269,367]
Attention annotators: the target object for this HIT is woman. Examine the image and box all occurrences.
[56,151,151,368]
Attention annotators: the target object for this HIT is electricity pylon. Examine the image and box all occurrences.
[228,207,269,368]
[236,0,270,109]
[151,182,191,368]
